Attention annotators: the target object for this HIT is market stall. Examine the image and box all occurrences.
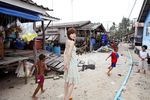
[0,0,59,84]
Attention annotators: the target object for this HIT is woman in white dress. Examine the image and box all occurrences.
[64,28,80,100]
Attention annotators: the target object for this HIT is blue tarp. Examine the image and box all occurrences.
[0,6,42,21]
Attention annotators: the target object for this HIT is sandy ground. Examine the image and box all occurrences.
[0,43,150,100]
[122,49,150,100]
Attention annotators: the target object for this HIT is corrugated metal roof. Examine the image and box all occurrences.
[0,0,59,21]
[39,13,60,21]
[79,23,101,30]
[49,21,91,28]
[20,0,51,11]
[79,23,106,32]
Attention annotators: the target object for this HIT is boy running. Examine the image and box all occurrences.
[106,47,119,76]
[30,54,48,98]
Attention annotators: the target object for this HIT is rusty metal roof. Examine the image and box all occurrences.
[20,0,52,11]
[79,23,106,32]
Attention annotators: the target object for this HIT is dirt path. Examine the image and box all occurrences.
[122,49,150,100]
[0,44,149,100]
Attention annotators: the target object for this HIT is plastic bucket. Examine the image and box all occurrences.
[53,46,61,56]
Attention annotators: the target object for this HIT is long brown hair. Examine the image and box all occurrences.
[67,27,76,41]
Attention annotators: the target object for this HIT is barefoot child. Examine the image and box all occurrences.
[137,45,149,74]
[106,47,119,76]
[30,54,48,98]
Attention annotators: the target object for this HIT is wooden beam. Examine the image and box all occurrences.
[44,20,52,31]
[42,21,45,49]
[33,22,37,63]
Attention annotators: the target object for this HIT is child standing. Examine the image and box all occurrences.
[106,47,119,76]
[30,54,48,98]
[137,45,149,74]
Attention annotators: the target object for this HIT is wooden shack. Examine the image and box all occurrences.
[0,0,59,83]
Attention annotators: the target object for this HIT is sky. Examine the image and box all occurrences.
[33,0,144,28]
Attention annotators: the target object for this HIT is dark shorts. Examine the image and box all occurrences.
[37,75,44,85]
[111,63,116,68]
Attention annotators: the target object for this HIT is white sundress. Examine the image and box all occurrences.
[64,46,80,85]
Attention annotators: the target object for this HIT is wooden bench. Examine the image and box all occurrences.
[0,57,29,84]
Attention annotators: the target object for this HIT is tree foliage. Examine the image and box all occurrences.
[109,17,133,40]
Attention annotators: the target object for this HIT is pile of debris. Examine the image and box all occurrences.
[96,46,113,53]
[78,59,95,71]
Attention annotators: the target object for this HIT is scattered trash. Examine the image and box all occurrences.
[82,64,95,71]
[79,59,96,71]
[53,76,60,80]
[78,60,85,67]
[74,86,77,89]
[118,74,122,77]
[84,90,88,100]
[96,46,113,53]
[78,63,84,67]
[8,86,14,89]
[122,86,126,92]
[59,75,64,78]
[135,83,141,86]
[15,61,33,77]
[45,75,54,79]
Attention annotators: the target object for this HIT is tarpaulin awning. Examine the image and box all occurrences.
[0,6,42,21]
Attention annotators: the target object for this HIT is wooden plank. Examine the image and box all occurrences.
[47,60,57,66]
[50,61,61,68]
[58,66,64,72]
[56,57,64,62]
[48,56,60,65]
[0,57,29,65]
[0,62,19,69]
[5,50,33,57]
[55,62,64,69]
[46,56,59,65]
[54,57,62,62]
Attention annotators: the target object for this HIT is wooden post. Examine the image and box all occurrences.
[33,23,38,83]
[0,36,4,59]
[42,21,45,50]
[33,38,37,83]
[90,30,92,52]
[33,22,36,30]
[23,60,27,84]
[44,20,52,32]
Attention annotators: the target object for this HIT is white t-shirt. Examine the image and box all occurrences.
[139,51,148,59]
